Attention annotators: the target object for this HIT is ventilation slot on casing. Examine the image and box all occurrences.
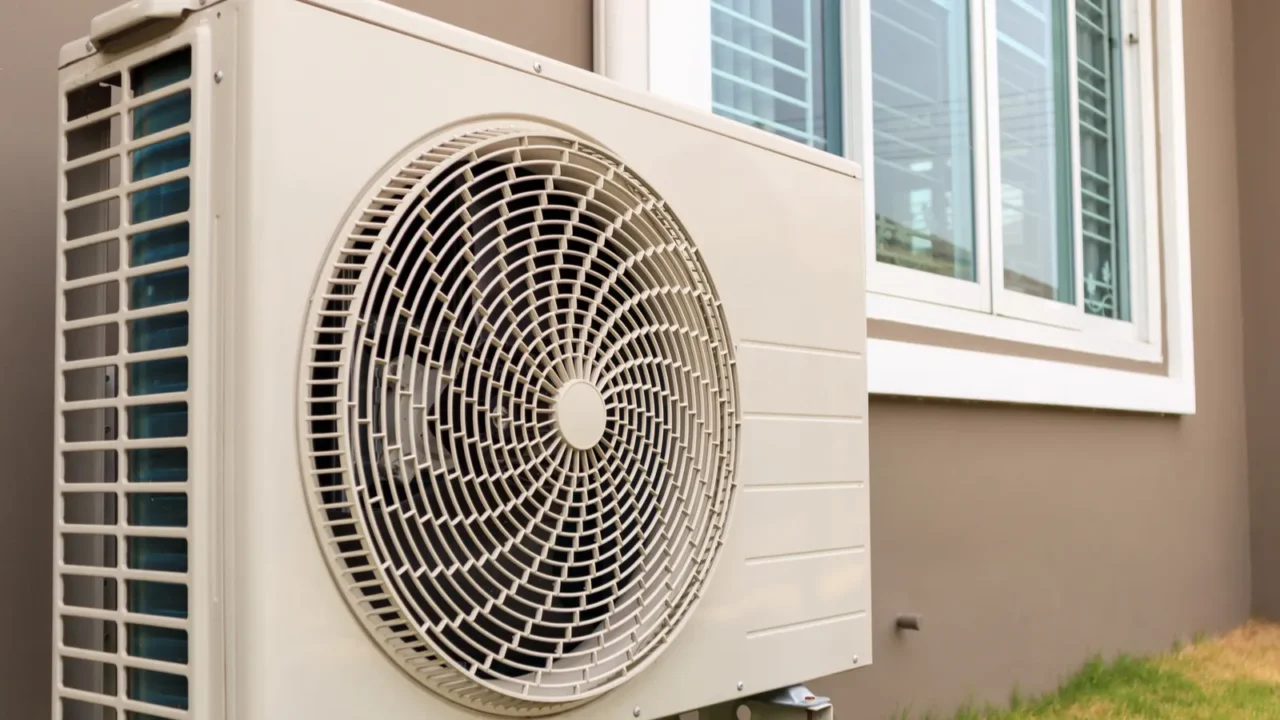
[56,40,198,720]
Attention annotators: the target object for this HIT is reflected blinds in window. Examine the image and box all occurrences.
[871,0,977,282]
[710,0,843,153]
[1077,0,1129,319]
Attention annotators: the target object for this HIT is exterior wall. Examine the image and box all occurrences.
[0,0,1251,719]
[821,1,1253,714]
[1234,0,1280,622]
[820,2,1253,715]
[0,4,77,715]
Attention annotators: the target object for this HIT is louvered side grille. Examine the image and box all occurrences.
[55,35,206,720]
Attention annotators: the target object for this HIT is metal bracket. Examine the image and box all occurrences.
[90,0,192,46]
[670,685,834,720]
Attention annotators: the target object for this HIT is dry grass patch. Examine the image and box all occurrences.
[1167,620,1280,686]
[937,621,1280,719]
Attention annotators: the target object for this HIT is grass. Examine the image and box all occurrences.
[943,621,1280,719]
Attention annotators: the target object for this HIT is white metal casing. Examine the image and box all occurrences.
[53,1,871,718]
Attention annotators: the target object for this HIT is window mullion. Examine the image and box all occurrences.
[1128,0,1162,347]
[969,0,994,313]
[1066,0,1086,316]
[981,0,1006,314]
[849,0,876,286]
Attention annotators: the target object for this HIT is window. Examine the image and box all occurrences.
[704,0,1155,355]
[597,0,1195,413]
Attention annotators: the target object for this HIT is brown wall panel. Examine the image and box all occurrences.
[1234,0,1280,622]
[383,0,593,69]
[0,1,105,714]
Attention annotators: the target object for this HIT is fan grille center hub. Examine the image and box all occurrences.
[555,380,607,450]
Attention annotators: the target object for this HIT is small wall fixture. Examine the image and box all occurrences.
[895,614,922,631]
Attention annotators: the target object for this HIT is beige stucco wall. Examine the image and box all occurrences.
[0,0,1253,717]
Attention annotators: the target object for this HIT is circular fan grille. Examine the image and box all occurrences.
[300,123,739,715]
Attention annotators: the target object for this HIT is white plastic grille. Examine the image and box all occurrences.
[55,37,202,720]
[301,124,739,715]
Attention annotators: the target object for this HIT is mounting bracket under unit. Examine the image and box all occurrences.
[668,685,835,720]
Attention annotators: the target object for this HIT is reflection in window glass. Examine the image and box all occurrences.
[1078,0,1129,319]
[997,0,1074,303]
[711,0,843,153]
[871,0,977,282]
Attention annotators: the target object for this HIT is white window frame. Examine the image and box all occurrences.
[594,0,1195,414]
[862,0,1163,355]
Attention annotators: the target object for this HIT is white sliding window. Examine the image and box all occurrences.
[700,0,1155,357]
[597,0,1195,413]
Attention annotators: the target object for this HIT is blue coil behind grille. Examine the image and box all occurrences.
[126,46,192,717]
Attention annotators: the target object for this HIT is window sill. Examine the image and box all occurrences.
[867,337,1195,414]
[867,291,1163,364]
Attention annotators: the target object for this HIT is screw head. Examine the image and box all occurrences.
[85,41,95,52]
[737,681,745,691]
[632,707,641,717]
[853,655,860,664]
[214,70,224,83]
[533,62,543,74]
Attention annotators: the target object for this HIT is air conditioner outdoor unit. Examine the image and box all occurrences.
[52,1,870,718]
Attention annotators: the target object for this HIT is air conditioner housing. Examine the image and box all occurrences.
[53,1,870,718]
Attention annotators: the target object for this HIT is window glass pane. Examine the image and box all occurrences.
[711,0,843,153]
[1078,0,1129,319]
[997,0,1074,303]
[871,0,977,281]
